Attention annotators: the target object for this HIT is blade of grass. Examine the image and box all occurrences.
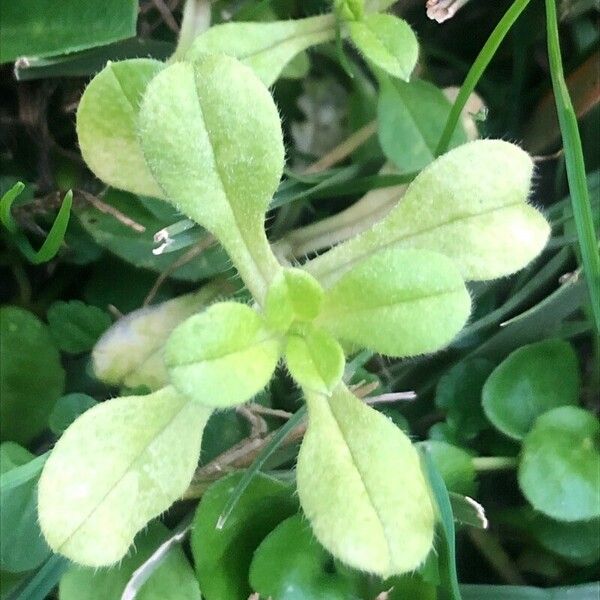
[435,0,533,156]
[545,0,600,333]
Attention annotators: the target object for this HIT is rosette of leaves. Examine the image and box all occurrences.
[39,39,549,581]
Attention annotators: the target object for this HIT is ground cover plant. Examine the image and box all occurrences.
[0,0,598,599]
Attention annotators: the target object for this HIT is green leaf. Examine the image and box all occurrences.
[0,0,137,64]
[518,406,600,522]
[306,140,550,284]
[191,472,298,600]
[0,306,65,445]
[138,56,285,302]
[76,59,164,197]
[185,15,336,87]
[264,268,324,332]
[38,387,211,566]
[316,248,471,358]
[249,514,357,600]
[297,384,435,577]
[461,582,600,600]
[285,326,345,394]
[59,522,201,600]
[378,78,468,173]
[436,358,495,441]
[418,441,477,497]
[76,190,229,281]
[165,302,281,408]
[348,14,418,81]
[48,394,97,436]
[0,443,51,572]
[482,340,581,440]
[47,300,112,354]
[93,284,225,391]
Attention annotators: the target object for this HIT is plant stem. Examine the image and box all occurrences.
[472,456,518,472]
[435,0,533,156]
[171,0,211,61]
[545,0,600,334]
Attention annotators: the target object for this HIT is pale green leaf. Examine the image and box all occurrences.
[518,406,600,522]
[59,522,201,600]
[285,326,345,394]
[315,248,471,358]
[378,78,468,173]
[264,268,324,332]
[165,302,281,408]
[482,339,581,440]
[306,140,550,284]
[297,384,435,577]
[93,284,225,391]
[138,56,284,301]
[348,14,418,80]
[38,387,211,566]
[185,15,336,87]
[76,59,164,197]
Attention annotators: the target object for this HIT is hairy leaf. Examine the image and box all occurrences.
[518,406,600,522]
[348,14,418,81]
[38,387,211,566]
[138,56,284,300]
[165,303,281,408]
[296,384,435,577]
[306,140,550,284]
[93,284,225,391]
[77,59,164,197]
[316,248,471,357]
[0,306,65,445]
[186,15,336,87]
[285,326,345,394]
[483,339,580,440]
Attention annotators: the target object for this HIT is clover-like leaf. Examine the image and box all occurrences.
[518,406,600,522]
[482,339,580,440]
[307,140,550,284]
[138,55,284,301]
[285,326,345,395]
[38,386,211,566]
[76,59,164,197]
[93,284,225,391]
[264,268,324,332]
[296,384,435,577]
[186,15,336,88]
[348,14,418,81]
[315,248,470,357]
[165,302,281,408]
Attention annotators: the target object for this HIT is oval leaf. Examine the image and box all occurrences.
[38,387,211,566]
[297,384,435,577]
[348,14,418,81]
[316,248,471,357]
[76,59,164,197]
[482,339,580,440]
[186,15,336,87]
[165,302,281,408]
[518,406,600,522]
[307,140,550,284]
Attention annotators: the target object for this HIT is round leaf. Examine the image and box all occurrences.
[518,406,600,522]
[418,441,477,496]
[297,384,435,577]
[348,14,418,81]
[165,302,281,408]
[316,248,471,358]
[48,393,97,435]
[0,306,65,444]
[307,140,550,284]
[482,339,580,440]
[59,522,201,600]
[191,472,298,600]
[76,59,164,197]
[38,387,211,566]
